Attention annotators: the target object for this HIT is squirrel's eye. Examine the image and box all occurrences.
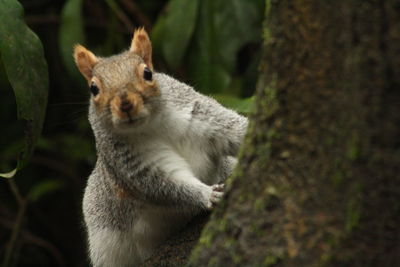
[90,82,99,96]
[143,67,152,81]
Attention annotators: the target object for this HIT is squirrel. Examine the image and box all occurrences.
[73,28,248,266]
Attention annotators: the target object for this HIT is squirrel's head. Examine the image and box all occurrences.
[73,28,160,133]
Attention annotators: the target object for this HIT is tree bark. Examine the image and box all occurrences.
[141,214,209,267]
[189,0,400,266]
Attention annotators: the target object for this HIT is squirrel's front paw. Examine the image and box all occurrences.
[205,184,225,210]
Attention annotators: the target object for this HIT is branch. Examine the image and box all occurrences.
[140,213,210,266]
[0,217,66,266]
[2,180,27,267]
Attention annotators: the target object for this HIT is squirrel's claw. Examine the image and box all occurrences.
[212,183,225,192]
[205,183,225,209]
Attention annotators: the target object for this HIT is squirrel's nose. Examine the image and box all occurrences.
[120,100,133,113]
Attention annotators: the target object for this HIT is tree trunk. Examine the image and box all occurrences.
[189,0,400,266]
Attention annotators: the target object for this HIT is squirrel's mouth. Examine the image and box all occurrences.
[126,113,139,124]
[110,107,150,131]
[112,116,145,130]
[126,117,141,125]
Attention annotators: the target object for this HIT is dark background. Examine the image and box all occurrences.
[0,0,264,266]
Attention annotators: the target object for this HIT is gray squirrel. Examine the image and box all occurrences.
[74,28,248,266]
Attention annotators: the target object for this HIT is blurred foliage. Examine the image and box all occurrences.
[0,0,264,266]
[0,0,48,177]
[153,0,264,97]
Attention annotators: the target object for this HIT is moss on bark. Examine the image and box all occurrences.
[188,0,400,266]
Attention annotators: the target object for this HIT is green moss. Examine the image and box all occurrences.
[319,230,347,266]
[263,85,279,118]
[267,128,278,139]
[216,217,227,232]
[263,254,283,266]
[232,251,242,264]
[226,167,242,189]
[320,251,334,266]
[345,198,361,233]
[325,136,335,146]
[256,143,272,162]
[198,228,214,248]
[208,256,218,266]
[223,237,235,249]
[263,25,271,46]
[265,0,271,17]
[331,170,344,188]
[346,133,361,161]
[254,197,265,212]
[238,193,246,203]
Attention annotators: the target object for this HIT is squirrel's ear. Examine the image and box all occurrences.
[73,44,98,81]
[130,27,153,70]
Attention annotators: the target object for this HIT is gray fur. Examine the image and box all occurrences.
[83,72,248,266]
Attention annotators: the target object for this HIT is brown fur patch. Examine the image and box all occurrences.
[135,63,160,99]
[90,77,109,112]
[76,30,160,118]
[110,91,144,119]
[130,27,153,70]
[126,92,144,116]
[73,44,98,81]
[115,185,131,199]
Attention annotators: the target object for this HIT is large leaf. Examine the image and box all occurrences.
[59,0,85,78]
[188,0,230,94]
[153,0,263,95]
[151,12,167,60]
[212,94,254,115]
[28,179,64,202]
[0,0,49,177]
[187,0,263,94]
[214,0,262,72]
[161,0,199,69]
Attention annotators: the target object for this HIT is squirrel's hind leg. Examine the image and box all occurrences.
[87,227,142,267]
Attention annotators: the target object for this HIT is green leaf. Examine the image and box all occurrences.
[151,13,167,60]
[0,0,49,178]
[101,8,125,55]
[0,169,17,179]
[212,94,254,115]
[161,0,199,69]
[28,179,64,202]
[59,0,85,78]
[188,0,230,94]
[186,0,263,94]
[214,0,262,72]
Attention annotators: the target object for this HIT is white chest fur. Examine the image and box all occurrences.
[162,106,216,185]
[173,135,213,184]
[130,106,217,186]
